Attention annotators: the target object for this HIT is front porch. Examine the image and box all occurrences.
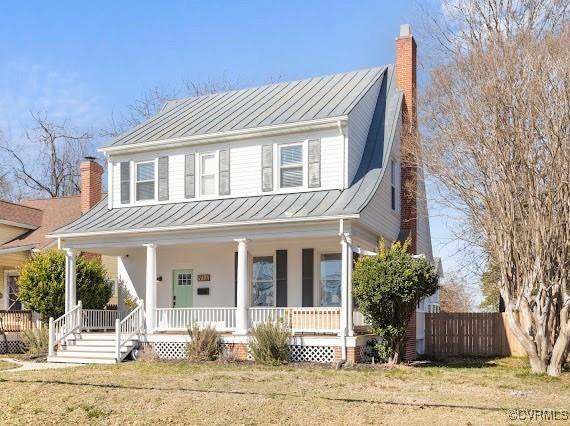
[51,220,378,363]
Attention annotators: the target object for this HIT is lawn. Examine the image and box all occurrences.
[0,358,568,425]
[0,360,17,371]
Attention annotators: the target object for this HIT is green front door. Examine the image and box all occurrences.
[173,269,193,308]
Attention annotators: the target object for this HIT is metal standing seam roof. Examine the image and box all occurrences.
[110,67,386,147]
[52,65,402,238]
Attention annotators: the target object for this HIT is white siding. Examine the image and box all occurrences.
[346,78,382,185]
[108,129,345,208]
[416,170,434,261]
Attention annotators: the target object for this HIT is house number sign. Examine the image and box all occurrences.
[197,274,211,282]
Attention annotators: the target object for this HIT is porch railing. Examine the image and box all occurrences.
[115,300,144,361]
[48,301,82,357]
[82,309,127,330]
[284,307,340,333]
[0,310,33,332]
[154,307,237,332]
[249,307,341,333]
[248,307,287,326]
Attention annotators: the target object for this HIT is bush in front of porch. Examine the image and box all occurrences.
[249,320,291,365]
[17,249,113,322]
[353,240,439,364]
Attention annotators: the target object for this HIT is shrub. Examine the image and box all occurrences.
[249,320,291,365]
[18,249,113,322]
[353,240,439,364]
[185,325,220,361]
[21,327,49,356]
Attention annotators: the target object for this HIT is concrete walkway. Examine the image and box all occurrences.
[0,358,82,372]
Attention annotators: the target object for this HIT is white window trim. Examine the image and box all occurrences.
[3,270,20,310]
[133,159,158,203]
[199,151,218,198]
[250,253,276,307]
[277,142,306,190]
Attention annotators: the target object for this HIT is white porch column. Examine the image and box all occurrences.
[339,233,350,338]
[234,238,249,334]
[346,234,354,337]
[64,249,77,313]
[144,243,157,332]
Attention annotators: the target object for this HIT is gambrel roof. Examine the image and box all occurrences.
[111,67,386,147]
[52,66,402,238]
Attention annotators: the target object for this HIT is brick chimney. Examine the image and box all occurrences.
[80,157,104,214]
[396,23,418,254]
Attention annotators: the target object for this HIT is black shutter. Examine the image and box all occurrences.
[302,249,314,307]
[308,139,321,188]
[261,144,273,192]
[275,250,287,307]
[185,153,195,198]
[120,161,130,204]
[158,156,169,201]
[219,148,230,195]
[234,251,238,307]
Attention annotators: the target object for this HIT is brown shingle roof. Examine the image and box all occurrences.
[0,196,82,251]
[0,200,43,228]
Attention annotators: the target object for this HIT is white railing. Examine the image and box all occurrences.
[248,307,287,326]
[115,300,145,361]
[82,309,127,330]
[48,301,82,357]
[283,307,341,333]
[154,307,237,332]
[353,310,371,327]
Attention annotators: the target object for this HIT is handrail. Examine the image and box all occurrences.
[115,300,144,361]
[48,301,82,357]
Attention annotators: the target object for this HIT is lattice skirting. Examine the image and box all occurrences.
[146,341,337,363]
[0,340,26,354]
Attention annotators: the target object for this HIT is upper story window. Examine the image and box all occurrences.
[391,159,400,212]
[200,153,217,196]
[279,144,303,188]
[136,161,155,201]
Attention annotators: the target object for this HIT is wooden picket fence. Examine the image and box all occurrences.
[0,310,33,332]
[425,312,519,357]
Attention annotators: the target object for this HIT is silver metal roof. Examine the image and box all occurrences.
[110,67,386,147]
[53,66,402,238]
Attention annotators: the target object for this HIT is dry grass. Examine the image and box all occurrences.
[0,360,17,371]
[0,357,568,425]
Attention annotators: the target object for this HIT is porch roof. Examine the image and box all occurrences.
[51,65,402,239]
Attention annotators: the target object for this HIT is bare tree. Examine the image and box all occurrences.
[440,276,475,312]
[1,112,93,198]
[421,0,569,375]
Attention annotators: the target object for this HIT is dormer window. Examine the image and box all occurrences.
[279,144,303,188]
[200,152,217,196]
[136,161,155,201]
[390,159,400,212]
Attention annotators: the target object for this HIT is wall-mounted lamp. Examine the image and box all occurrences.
[156,275,163,282]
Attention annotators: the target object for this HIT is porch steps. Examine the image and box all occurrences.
[47,332,138,365]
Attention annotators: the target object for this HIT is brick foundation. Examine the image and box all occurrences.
[333,345,363,364]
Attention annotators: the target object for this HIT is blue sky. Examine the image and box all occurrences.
[0,1,476,297]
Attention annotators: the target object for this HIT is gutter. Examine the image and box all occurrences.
[0,245,36,255]
[101,117,348,155]
[48,214,360,240]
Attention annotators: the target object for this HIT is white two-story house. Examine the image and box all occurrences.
[47,24,435,364]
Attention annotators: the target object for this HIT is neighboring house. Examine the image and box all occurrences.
[0,167,118,312]
[48,24,438,364]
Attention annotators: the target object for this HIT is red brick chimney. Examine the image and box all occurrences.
[80,157,103,214]
[395,23,418,254]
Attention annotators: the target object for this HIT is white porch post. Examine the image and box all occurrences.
[339,233,351,338]
[144,243,157,332]
[235,238,249,334]
[346,234,354,337]
[64,249,77,313]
